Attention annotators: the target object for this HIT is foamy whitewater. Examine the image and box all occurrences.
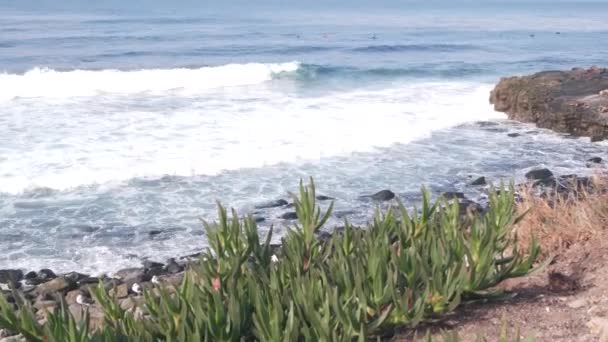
[1,0,607,274]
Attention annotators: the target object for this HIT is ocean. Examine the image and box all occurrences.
[1,0,607,274]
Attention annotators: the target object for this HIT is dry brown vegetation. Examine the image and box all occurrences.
[394,174,608,341]
[514,175,608,254]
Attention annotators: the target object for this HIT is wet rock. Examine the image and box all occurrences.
[490,67,608,140]
[588,157,603,164]
[37,269,56,281]
[64,272,88,283]
[115,268,149,283]
[254,199,288,209]
[507,132,521,137]
[525,168,554,181]
[0,270,23,284]
[142,260,164,272]
[334,210,356,219]
[77,277,101,286]
[361,190,395,201]
[470,176,487,186]
[279,212,298,220]
[315,195,334,201]
[164,258,184,274]
[587,157,604,167]
[147,230,163,237]
[24,271,37,280]
[36,277,77,296]
[441,191,465,200]
[253,216,266,223]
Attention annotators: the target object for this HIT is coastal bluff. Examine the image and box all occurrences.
[490,67,608,141]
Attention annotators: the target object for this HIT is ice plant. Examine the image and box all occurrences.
[0,178,541,341]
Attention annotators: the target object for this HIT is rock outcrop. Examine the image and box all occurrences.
[490,67,608,141]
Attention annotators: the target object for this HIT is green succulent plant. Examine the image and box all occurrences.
[0,178,541,341]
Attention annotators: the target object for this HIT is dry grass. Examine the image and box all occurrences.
[514,174,608,255]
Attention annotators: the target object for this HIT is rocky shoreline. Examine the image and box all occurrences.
[1,160,606,341]
[490,66,608,141]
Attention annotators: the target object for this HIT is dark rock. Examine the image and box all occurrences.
[591,135,604,142]
[254,199,288,209]
[525,168,554,181]
[148,230,163,237]
[587,157,604,168]
[279,212,298,220]
[36,277,77,296]
[24,271,37,280]
[142,260,164,270]
[315,195,334,201]
[25,278,44,286]
[64,272,88,283]
[0,270,23,284]
[115,268,150,283]
[507,133,521,137]
[77,277,102,286]
[37,269,57,281]
[490,67,608,140]
[253,216,265,223]
[362,190,395,201]
[284,203,295,209]
[441,192,465,200]
[164,258,184,274]
[470,177,487,186]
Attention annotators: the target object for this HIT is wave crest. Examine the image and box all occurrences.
[0,62,301,100]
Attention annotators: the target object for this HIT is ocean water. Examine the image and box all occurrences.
[1,0,607,275]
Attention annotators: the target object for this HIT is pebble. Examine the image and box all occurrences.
[568,298,588,309]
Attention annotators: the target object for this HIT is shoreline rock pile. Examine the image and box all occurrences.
[490,66,608,141]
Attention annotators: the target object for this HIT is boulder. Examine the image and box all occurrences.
[0,270,23,284]
[315,195,334,201]
[470,176,487,186]
[108,284,129,299]
[490,67,608,140]
[115,268,149,283]
[525,168,554,181]
[279,212,298,220]
[36,277,77,296]
[361,190,395,201]
[37,269,56,281]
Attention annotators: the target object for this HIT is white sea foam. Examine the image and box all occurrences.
[0,76,503,194]
[0,62,301,101]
